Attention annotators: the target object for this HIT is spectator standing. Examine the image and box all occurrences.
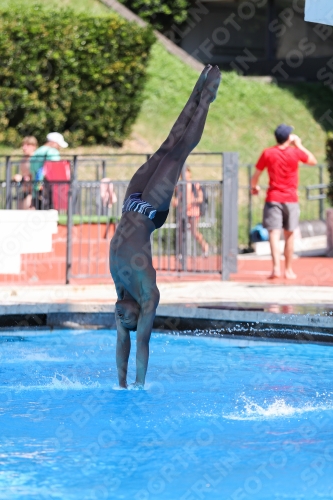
[30,132,68,209]
[173,166,209,256]
[100,178,118,215]
[251,124,317,279]
[185,167,209,255]
[13,136,38,209]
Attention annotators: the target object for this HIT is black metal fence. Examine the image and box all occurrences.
[0,153,225,183]
[0,153,239,282]
[1,153,330,251]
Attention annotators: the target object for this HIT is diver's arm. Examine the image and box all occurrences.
[113,279,125,301]
[115,312,131,388]
[135,290,160,386]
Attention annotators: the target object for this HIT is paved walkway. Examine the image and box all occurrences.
[1,280,332,313]
[1,254,332,288]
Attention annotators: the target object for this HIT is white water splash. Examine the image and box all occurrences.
[112,383,147,391]
[1,353,67,363]
[0,373,100,392]
[49,373,100,390]
[223,395,333,420]
[112,384,128,391]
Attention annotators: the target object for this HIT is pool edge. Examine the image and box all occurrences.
[0,303,332,344]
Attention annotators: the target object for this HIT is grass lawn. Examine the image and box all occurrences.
[57,214,118,225]
[134,42,332,165]
[0,0,331,166]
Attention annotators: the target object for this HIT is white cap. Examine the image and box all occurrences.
[47,132,68,148]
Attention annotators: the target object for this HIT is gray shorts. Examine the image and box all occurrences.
[263,202,300,231]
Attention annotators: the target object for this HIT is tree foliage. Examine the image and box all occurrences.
[118,0,190,32]
[0,5,155,147]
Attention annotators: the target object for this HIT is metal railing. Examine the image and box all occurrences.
[0,153,226,183]
[66,154,238,281]
[66,179,225,280]
[0,153,239,282]
[1,153,329,249]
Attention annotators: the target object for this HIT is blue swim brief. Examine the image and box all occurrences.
[122,192,169,229]
[122,192,157,220]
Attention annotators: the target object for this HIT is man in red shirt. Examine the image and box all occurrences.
[251,124,317,279]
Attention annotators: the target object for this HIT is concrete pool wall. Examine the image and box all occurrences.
[1,302,333,344]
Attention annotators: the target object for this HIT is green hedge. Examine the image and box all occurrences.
[0,5,155,147]
[326,132,333,206]
[118,0,190,31]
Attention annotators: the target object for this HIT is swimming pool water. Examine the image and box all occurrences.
[0,329,333,500]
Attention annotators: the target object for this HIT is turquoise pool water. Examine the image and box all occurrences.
[0,329,333,499]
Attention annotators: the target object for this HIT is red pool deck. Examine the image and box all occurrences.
[233,256,333,287]
[157,256,333,287]
[0,226,332,286]
[0,254,332,287]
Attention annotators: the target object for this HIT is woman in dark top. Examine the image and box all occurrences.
[110,65,221,389]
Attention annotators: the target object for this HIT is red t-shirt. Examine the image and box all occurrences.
[256,146,308,203]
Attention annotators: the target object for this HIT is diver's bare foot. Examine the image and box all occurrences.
[191,65,212,104]
[119,382,128,389]
[202,65,221,103]
[175,65,212,127]
[285,269,297,279]
[196,65,212,93]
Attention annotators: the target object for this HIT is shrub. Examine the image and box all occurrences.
[118,0,190,32]
[0,5,155,147]
[326,132,333,206]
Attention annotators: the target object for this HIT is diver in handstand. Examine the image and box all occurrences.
[110,65,221,389]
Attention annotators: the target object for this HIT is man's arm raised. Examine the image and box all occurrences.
[291,135,317,166]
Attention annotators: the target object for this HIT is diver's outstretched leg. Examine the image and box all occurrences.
[142,66,221,211]
[152,64,212,155]
[125,65,212,197]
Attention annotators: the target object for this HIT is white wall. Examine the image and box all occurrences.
[0,210,58,274]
